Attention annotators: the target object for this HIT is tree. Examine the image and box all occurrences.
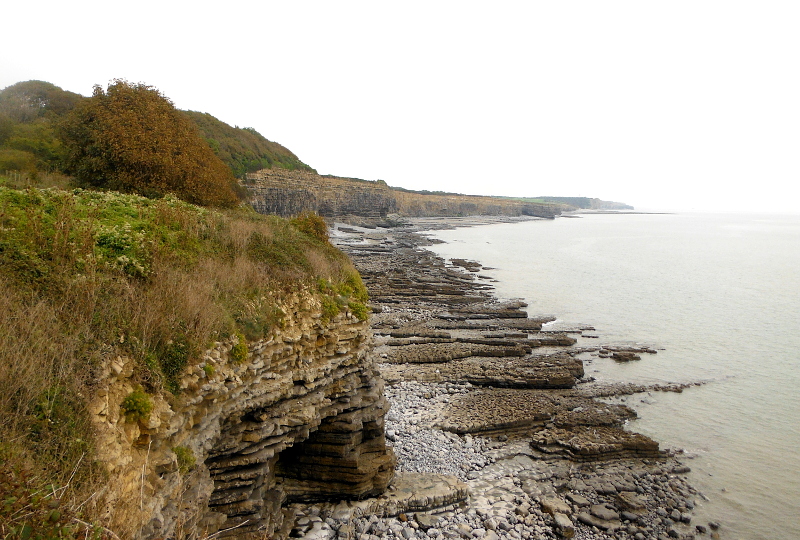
[0,81,82,172]
[0,80,83,122]
[60,80,239,207]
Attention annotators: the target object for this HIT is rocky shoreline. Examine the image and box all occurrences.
[284,216,720,540]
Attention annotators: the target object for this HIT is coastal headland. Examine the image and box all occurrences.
[1,79,718,540]
[275,216,718,540]
[244,169,564,220]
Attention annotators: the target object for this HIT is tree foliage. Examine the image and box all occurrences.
[0,80,313,190]
[0,80,83,123]
[0,81,81,172]
[60,80,239,207]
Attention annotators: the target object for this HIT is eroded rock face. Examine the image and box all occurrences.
[243,169,563,220]
[245,169,397,219]
[88,292,394,539]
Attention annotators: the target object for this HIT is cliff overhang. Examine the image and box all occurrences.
[90,292,394,539]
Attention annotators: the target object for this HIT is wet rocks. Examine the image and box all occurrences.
[327,218,719,540]
[435,388,636,436]
[532,426,663,461]
[611,351,642,362]
[378,341,529,364]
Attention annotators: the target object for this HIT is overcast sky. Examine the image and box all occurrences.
[3,1,798,213]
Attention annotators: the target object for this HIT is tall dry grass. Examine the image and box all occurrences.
[0,187,363,534]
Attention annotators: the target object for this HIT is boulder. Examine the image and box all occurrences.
[541,497,572,516]
[553,513,575,538]
[590,504,620,522]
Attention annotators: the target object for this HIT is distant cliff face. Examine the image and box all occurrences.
[244,170,562,220]
[90,292,394,539]
[246,170,397,218]
[392,190,561,219]
[536,196,634,211]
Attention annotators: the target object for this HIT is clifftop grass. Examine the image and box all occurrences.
[0,185,366,532]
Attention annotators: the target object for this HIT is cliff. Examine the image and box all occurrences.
[244,169,563,220]
[392,189,561,218]
[534,196,634,210]
[246,169,397,218]
[91,292,394,539]
[0,187,394,540]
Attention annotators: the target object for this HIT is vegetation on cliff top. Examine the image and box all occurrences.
[0,80,312,189]
[0,81,81,174]
[60,80,241,207]
[0,182,366,535]
[185,110,314,177]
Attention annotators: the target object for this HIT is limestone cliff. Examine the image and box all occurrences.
[392,190,560,219]
[89,291,394,539]
[244,169,562,220]
[246,170,397,219]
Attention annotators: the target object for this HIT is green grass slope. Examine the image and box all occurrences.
[184,110,314,177]
[0,183,365,537]
[0,80,312,184]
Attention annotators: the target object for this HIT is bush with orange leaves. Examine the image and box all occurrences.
[60,79,239,207]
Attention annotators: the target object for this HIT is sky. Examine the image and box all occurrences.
[2,1,799,213]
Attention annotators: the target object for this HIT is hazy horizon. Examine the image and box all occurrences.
[3,1,798,214]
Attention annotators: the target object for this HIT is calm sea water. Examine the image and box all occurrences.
[428,213,800,540]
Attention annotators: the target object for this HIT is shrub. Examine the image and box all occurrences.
[317,273,369,323]
[348,301,369,321]
[172,446,196,475]
[341,271,369,303]
[0,148,37,171]
[229,333,248,363]
[159,335,193,393]
[320,295,341,323]
[245,227,308,271]
[60,80,239,207]
[120,389,153,423]
[94,223,151,278]
[290,211,328,242]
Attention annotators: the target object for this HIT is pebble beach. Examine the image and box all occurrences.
[281,217,722,540]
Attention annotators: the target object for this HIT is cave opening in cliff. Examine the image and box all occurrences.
[204,407,393,538]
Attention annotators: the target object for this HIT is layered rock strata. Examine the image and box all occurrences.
[244,169,563,220]
[245,169,397,219]
[326,219,717,540]
[88,292,395,539]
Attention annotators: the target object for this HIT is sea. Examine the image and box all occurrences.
[426,212,800,540]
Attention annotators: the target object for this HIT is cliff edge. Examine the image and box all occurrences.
[93,292,394,539]
[245,169,564,220]
[0,187,394,539]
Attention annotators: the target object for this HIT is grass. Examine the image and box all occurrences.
[0,448,112,540]
[172,446,196,476]
[317,273,370,323]
[120,389,153,423]
[0,184,368,535]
